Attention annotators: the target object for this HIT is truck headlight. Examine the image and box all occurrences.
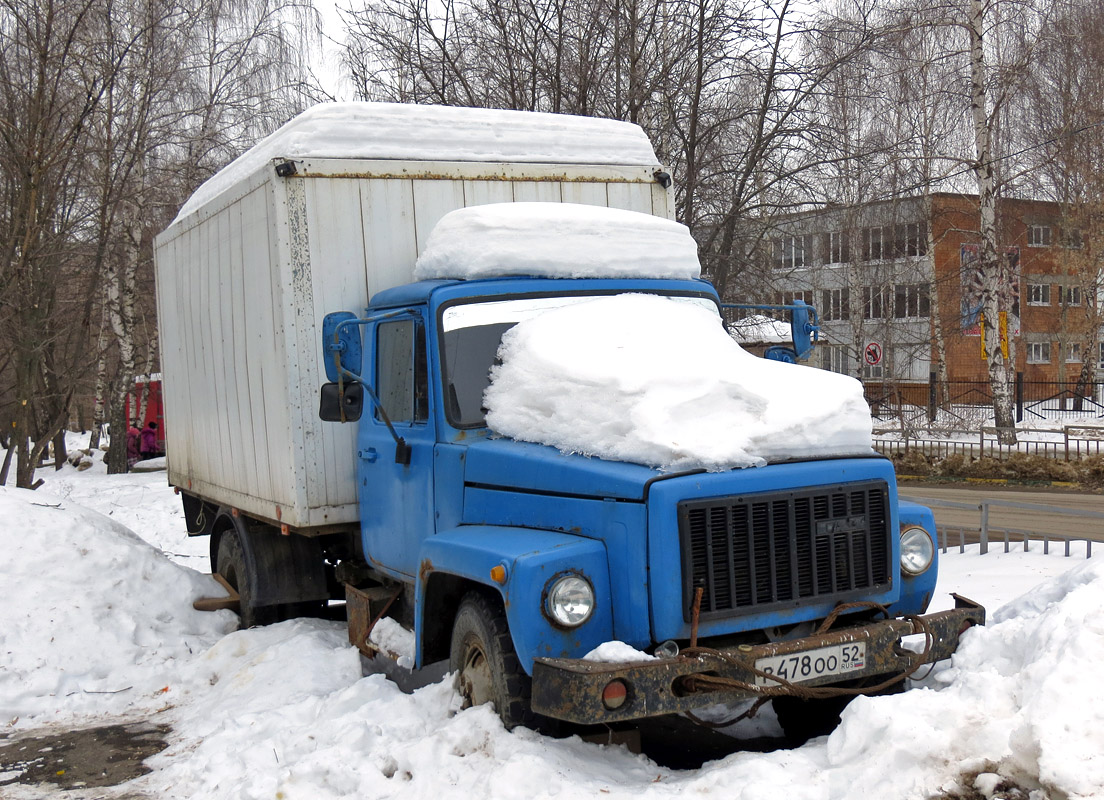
[900,526,935,575]
[545,574,595,627]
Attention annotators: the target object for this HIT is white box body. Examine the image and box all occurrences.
[154,156,673,530]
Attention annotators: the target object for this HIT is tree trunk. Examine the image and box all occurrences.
[969,0,1016,444]
[52,428,67,471]
[89,319,110,451]
[0,442,13,486]
[926,199,950,413]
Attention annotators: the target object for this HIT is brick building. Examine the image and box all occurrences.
[762,193,1101,394]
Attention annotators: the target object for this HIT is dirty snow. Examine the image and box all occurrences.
[172,102,660,223]
[0,486,234,727]
[484,293,873,471]
[2,444,1102,800]
[413,203,700,282]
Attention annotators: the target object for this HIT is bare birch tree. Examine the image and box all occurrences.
[0,0,108,487]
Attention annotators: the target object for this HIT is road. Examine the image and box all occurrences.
[898,483,1104,545]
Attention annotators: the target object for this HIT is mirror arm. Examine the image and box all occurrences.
[358,380,409,464]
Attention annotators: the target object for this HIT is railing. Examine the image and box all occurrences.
[873,425,1104,462]
[866,375,1104,425]
[904,495,1102,558]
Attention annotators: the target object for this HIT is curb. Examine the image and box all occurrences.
[897,474,1081,489]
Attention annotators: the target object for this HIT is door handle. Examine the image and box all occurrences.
[359,448,379,463]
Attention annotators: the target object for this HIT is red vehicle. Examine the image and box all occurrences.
[125,376,165,452]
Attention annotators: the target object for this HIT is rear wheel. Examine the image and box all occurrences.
[215,529,277,628]
[449,591,540,731]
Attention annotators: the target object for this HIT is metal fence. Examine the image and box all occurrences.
[906,495,1101,559]
[866,375,1104,427]
[873,425,1104,461]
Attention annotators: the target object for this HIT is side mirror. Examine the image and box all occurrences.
[322,311,363,382]
[319,382,363,422]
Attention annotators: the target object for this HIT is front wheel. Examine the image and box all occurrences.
[449,591,541,731]
[772,695,851,744]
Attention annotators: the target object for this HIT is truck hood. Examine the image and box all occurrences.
[461,436,665,501]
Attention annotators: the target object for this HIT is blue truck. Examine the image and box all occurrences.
[154,103,983,739]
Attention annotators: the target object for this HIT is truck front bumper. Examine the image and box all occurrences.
[531,595,985,725]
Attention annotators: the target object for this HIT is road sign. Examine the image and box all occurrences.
[864,342,882,366]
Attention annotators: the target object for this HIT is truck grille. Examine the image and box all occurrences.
[678,481,892,620]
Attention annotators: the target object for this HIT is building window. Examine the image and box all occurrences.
[893,283,931,318]
[776,290,814,306]
[1026,341,1051,364]
[821,288,850,321]
[1064,228,1083,249]
[1027,225,1052,247]
[827,231,850,264]
[1027,283,1051,306]
[820,344,849,374]
[773,235,809,270]
[863,286,888,319]
[1099,341,1104,370]
[862,227,889,261]
[893,222,928,257]
[1066,343,1082,363]
[1061,286,1082,306]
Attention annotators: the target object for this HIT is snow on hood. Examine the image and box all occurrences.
[413,203,701,282]
[173,102,660,223]
[0,486,235,726]
[483,293,872,471]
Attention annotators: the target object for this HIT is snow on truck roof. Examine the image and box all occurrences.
[173,102,661,222]
[413,203,701,282]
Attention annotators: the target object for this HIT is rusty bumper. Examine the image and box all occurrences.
[530,595,985,725]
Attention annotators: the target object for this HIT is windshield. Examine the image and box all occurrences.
[440,293,718,427]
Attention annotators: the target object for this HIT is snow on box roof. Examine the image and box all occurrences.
[174,102,660,222]
[413,203,701,281]
[483,293,872,471]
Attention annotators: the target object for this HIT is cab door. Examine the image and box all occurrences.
[358,314,435,578]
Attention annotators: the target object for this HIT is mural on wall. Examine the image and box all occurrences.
[960,244,1021,337]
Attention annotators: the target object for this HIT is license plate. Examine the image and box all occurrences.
[754,642,866,687]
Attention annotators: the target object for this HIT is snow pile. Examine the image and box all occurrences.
[830,558,1104,798]
[0,486,235,727]
[369,617,416,668]
[584,641,658,663]
[413,203,701,282]
[173,102,659,222]
[484,293,872,471]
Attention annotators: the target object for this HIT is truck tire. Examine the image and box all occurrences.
[772,696,851,744]
[773,677,906,744]
[449,591,538,731]
[216,529,277,628]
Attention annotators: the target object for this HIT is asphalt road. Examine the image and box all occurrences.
[898,483,1104,545]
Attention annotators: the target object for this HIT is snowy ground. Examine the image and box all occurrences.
[2,440,1101,799]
